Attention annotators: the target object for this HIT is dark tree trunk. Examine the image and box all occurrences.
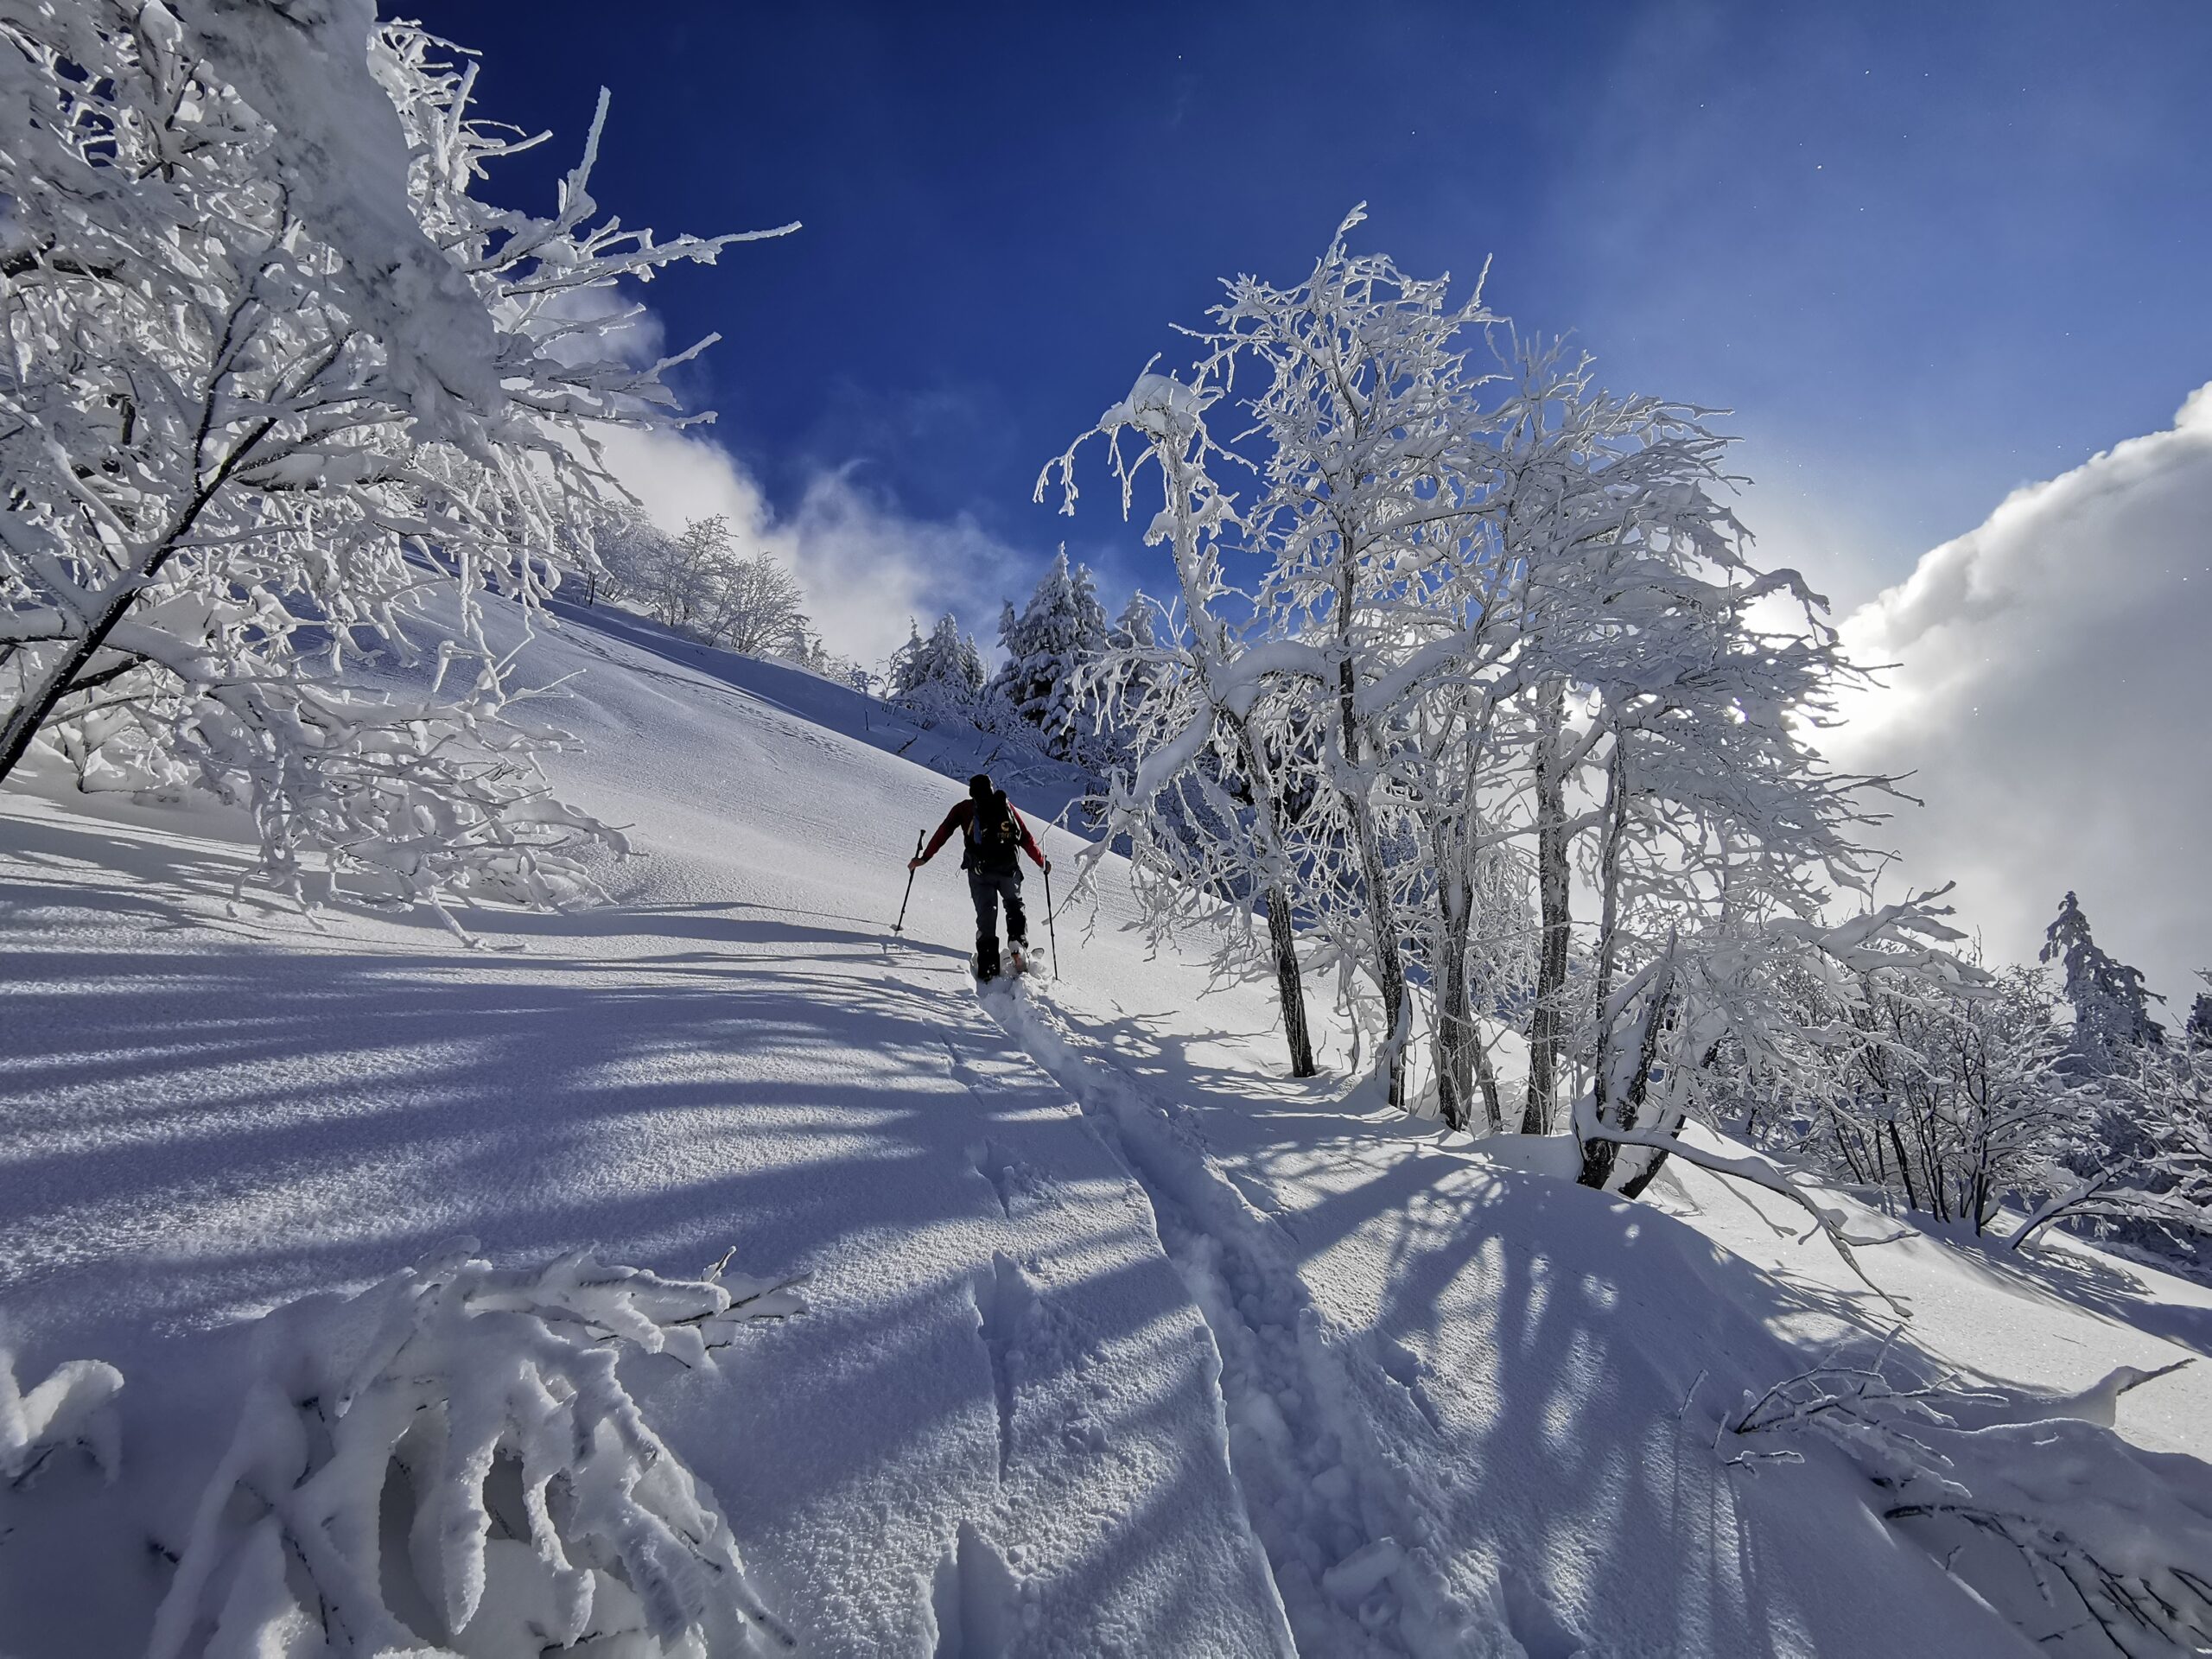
[1886,1119,1921,1214]
[1471,1021,1503,1133]
[1432,871,1475,1129]
[1617,1147,1670,1201]
[1227,710,1317,1080]
[1578,735,1634,1186]
[1579,959,1672,1191]
[1520,681,1571,1135]
[1,397,287,788]
[1266,884,1317,1077]
[1334,636,1407,1109]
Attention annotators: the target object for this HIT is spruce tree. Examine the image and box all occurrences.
[2039,891,2164,1069]
[985,549,1111,760]
[888,613,985,709]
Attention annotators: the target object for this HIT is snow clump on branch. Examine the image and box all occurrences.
[145,1240,806,1658]
[0,1325,124,1489]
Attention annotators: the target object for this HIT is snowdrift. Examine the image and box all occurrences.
[2,596,2206,1656]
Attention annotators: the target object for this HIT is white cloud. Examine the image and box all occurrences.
[1826,383,2212,1010]
[588,425,1030,670]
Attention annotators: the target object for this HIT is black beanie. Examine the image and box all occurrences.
[969,773,992,798]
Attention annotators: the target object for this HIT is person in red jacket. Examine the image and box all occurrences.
[911,772,1049,978]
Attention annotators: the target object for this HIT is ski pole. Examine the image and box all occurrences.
[893,830,924,934]
[1043,859,1059,979]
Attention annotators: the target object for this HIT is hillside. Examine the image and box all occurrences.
[2,601,2205,1657]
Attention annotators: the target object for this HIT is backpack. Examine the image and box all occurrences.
[967,790,1021,875]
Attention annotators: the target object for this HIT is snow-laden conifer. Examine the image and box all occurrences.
[985,548,1109,761]
[2042,891,2167,1067]
[887,613,986,717]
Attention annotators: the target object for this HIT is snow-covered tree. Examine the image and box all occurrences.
[887,613,985,714]
[2040,891,2164,1068]
[1040,372,1322,1077]
[1557,890,1982,1243]
[2010,1038,2212,1254]
[709,550,810,659]
[1044,217,1967,1134]
[0,8,791,923]
[2190,974,2212,1050]
[986,548,1109,760]
[1102,592,1160,716]
[781,629,861,683]
[1816,963,2082,1230]
[591,509,684,611]
[1678,925,2210,1258]
[1213,206,1499,1109]
[1568,612,1904,1186]
[615,515,728,634]
[599,514,810,657]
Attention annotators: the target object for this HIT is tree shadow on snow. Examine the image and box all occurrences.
[0,850,1286,1651]
[1035,993,2023,1656]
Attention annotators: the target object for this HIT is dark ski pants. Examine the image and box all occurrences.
[968,868,1027,952]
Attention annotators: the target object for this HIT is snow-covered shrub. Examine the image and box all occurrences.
[1725,1350,2210,1656]
[2012,1040,2212,1257]
[0,1328,122,1488]
[147,1240,804,1659]
[1799,961,2080,1230]
[1710,938,2212,1260]
[0,6,791,915]
[597,513,812,658]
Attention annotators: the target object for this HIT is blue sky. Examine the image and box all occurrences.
[421,0,2212,630]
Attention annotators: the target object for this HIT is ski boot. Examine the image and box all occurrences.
[974,935,1001,982]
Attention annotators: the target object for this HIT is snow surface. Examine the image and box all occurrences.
[2,597,2205,1656]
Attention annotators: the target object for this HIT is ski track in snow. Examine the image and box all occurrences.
[0,602,1297,1659]
[980,979,1507,1658]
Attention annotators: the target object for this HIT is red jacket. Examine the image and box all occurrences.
[920,796,1046,870]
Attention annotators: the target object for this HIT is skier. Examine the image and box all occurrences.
[911,773,1050,980]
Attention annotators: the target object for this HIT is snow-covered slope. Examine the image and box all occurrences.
[2,601,2203,1656]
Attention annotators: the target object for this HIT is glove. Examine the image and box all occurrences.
[908,856,925,870]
